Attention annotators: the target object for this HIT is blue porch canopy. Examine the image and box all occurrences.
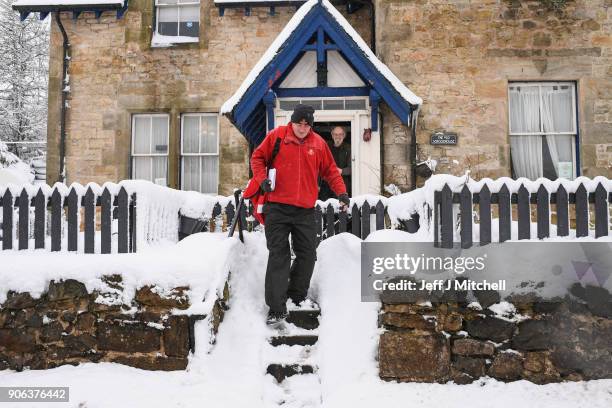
[221,0,422,146]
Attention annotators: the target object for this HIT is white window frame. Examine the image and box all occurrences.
[276,96,370,112]
[131,113,170,185]
[180,113,220,194]
[155,0,200,38]
[508,81,578,179]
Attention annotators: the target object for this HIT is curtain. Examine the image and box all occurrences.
[133,157,151,181]
[541,86,574,178]
[132,115,168,184]
[509,87,542,178]
[181,115,218,193]
[183,156,199,191]
[511,135,542,179]
[200,116,218,154]
[133,116,150,154]
[201,156,219,194]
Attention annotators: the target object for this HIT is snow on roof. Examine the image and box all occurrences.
[220,0,422,115]
[12,0,123,6]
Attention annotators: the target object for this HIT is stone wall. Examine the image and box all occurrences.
[46,2,372,193]
[376,0,612,189]
[0,276,229,371]
[378,283,612,384]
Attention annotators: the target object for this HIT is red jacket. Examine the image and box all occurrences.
[251,125,347,209]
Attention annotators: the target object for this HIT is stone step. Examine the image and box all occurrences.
[266,363,315,383]
[286,309,320,330]
[270,335,318,347]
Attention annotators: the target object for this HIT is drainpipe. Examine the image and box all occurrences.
[410,105,420,191]
[350,0,375,53]
[55,11,70,183]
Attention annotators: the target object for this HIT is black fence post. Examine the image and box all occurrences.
[594,183,608,238]
[375,200,385,231]
[556,185,569,237]
[575,183,588,238]
[536,184,549,239]
[351,203,360,238]
[338,209,348,233]
[2,190,13,250]
[67,188,78,252]
[326,204,335,239]
[18,189,29,250]
[117,187,129,253]
[101,188,112,254]
[479,184,491,246]
[440,184,453,249]
[361,201,371,240]
[498,184,511,243]
[51,188,62,252]
[34,188,45,249]
[460,185,472,249]
[84,187,95,254]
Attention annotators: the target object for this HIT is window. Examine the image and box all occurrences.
[181,114,219,194]
[131,114,169,185]
[278,98,367,111]
[155,0,200,38]
[508,82,577,180]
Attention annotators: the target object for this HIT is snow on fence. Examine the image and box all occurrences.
[434,178,612,248]
[0,184,136,253]
[197,193,418,242]
[0,180,234,253]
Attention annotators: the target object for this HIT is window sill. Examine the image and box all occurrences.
[151,33,199,48]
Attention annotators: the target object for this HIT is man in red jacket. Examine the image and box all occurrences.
[251,104,350,324]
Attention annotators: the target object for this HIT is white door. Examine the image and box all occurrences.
[272,107,380,196]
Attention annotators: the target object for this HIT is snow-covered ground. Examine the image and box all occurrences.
[1,230,611,407]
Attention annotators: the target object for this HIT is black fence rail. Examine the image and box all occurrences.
[184,191,421,242]
[1,186,136,253]
[434,182,612,248]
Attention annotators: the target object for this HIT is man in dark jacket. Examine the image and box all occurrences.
[251,104,350,324]
[319,126,351,200]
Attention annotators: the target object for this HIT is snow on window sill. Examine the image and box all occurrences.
[151,33,199,48]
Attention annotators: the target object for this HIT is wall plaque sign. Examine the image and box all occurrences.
[430,132,458,145]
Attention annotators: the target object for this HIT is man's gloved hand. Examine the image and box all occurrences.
[338,193,350,211]
[260,179,273,193]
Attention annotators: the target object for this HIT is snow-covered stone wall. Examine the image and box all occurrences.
[378,283,612,384]
[0,276,229,372]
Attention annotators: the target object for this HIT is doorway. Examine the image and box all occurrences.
[273,101,380,196]
[313,121,352,199]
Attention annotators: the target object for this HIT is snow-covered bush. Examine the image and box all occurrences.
[0,141,35,184]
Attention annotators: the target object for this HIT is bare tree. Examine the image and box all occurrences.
[0,0,49,159]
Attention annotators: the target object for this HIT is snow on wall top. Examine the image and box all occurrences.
[220,0,422,114]
[12,0,123,6]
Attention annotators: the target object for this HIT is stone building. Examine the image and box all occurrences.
[12,0,612,195]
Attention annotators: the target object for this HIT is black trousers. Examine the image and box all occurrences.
[264,203,317,313]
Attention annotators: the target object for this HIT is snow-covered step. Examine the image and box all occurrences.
[263,342,315,365]
[286,309,320,330]
[266,363,315,383]
[270,335,318,347]
[278,374,322,408]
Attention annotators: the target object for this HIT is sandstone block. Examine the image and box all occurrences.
[379,332,450,382]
